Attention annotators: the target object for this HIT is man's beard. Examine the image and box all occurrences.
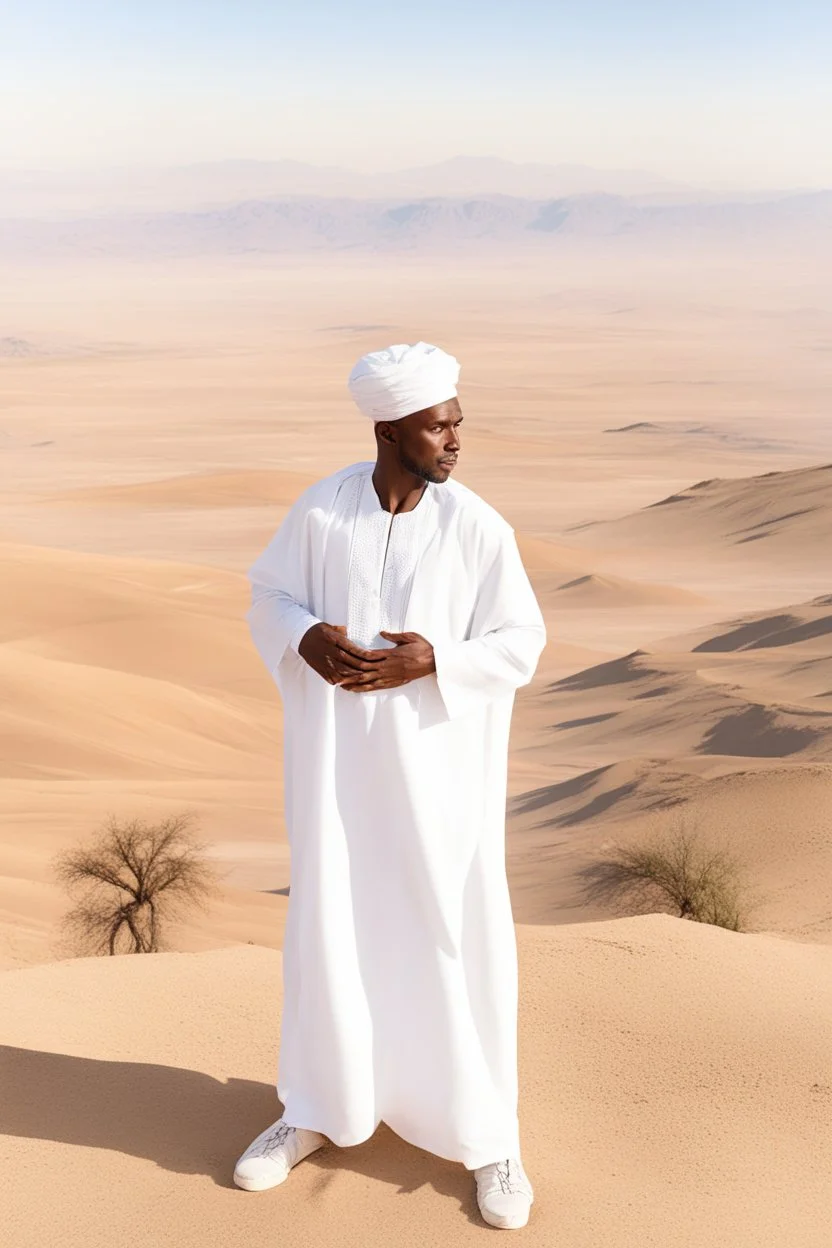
[398,446,447,485]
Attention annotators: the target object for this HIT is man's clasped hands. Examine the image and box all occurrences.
[298,622,436,692]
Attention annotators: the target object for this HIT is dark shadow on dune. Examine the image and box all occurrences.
[511,764,695,836]
[510,765,613,817]
[551,782,641,826]
[562,519,596,533]
[603,421,660,432]
[728,507,818,538]
[556,573,596,590]
[695,613,832,652]
[698,706,827,757]
[0,1048,480,1219]
[548,650,657,693]
[574,858,668,918]
[632,684,675,699]
[0,1046,276,1186]
[746,616,832,649]
[645,491,694,508]
[693,614,797,652]
[304,1123,481,1226]
[552,712,618,730]
[510,767,641,828]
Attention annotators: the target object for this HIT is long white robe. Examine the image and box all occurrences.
[246,461,546,1169]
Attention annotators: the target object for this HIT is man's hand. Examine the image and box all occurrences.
[297,623,386,685]
[338,631,436,693]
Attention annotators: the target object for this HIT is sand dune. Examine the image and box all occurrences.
[1,541,273,780]
[514,533,588,574]
[0,645,273,780]
[2,918,830,1248]
[677,593,832,654]
[602,419,785,452]
[509,759,832,940]
[533,587,832,764]
[511,542,707,618]
[511,540,708,621]
[567,462,832,559]
[2,541,249,670]
[507,587,832,935]
[552,571,705,608]
[656,594,832,705]
[694,652,832,706]
[47,467,315,509]
[542,648,832,761]
[0,866,287,972]
[0,539,288,966]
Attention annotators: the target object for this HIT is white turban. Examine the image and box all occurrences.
[347,341,460,422]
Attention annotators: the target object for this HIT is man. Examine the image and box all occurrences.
[234,341,546,1230]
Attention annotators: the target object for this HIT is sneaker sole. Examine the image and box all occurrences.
[233,1169,290,1192]
[479,1209,531,1230]
[478,1193,534,1230]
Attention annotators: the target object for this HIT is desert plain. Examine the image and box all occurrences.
[1,241,831,1246]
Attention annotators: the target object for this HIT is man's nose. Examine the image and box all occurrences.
[445,427,460,452]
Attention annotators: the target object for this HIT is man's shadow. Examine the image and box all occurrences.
[0,1047,480,1223]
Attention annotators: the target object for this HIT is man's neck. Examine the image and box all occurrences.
[371,462,428,515]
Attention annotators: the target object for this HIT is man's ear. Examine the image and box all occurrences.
[375,420,398,446]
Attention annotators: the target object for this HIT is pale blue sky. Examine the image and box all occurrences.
[2,1,830,186]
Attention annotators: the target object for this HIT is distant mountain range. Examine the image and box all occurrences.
[2,189,830,259]
[0,156,814,218]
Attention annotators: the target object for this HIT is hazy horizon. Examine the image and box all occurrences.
[2,154,829,197]
[2,1,831,191]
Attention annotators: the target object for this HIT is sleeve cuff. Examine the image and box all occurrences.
[289,612,322,655]
[431,639,483,721]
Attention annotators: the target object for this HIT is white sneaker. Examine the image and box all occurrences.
[474,1158,534,1229]
[233,1117,326,1191]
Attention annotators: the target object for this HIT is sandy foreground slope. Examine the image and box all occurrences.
[2,916,831,1248]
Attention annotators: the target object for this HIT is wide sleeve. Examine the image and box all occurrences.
[245,494,322,680]
[431,523,546,720]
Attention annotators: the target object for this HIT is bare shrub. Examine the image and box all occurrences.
[54,811,220,955]
[579,814,759,932]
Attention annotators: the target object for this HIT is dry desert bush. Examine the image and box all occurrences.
[54,811,220,955]
[580,814,759,931]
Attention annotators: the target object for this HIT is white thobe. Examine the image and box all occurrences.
[246,461,546,1169]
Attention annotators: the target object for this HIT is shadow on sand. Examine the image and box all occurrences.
[0,1046,480,1222]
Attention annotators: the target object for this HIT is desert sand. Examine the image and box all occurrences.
[3,917,831,1248]
[1,246,831,1244]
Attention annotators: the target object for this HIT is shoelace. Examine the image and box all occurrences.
[483,1159,529,1196]
[249,1121,296,1159]
[496,1160,516,1195]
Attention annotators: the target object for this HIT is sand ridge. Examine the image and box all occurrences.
[45,466,316,509]
[568,462,832,559]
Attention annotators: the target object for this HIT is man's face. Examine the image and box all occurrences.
[383,398,463,485]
